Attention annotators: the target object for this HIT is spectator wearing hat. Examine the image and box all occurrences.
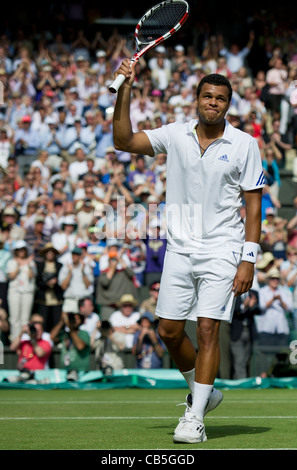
[226,106,242,129]
[92,49,107,74]
[51,215,80,265]
[6,240,36,341]
[58,245,94,302]
[96,239,138,321]
[109,293,140,349]
[75,198,95,239]
[1,206,25,241]
[139,281,160,319]
[132,311,166,368]
[35,243,64,331]
[255,267,293,376]
[255,251,276,289]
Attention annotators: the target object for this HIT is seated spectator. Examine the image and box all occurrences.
[6,313,53,383]
[6,240,36,341]
[50,310,90,382]
[132,312,166,369]
[109,294,140,349]
[35,243,64,332]
[91,319,126,374]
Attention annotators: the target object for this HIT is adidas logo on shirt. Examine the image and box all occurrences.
[220,305,226,312]
[218,154,229,162]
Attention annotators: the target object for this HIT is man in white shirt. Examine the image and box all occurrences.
[258,267,292,339]
[78,296,101,340]
[112,63,264,444]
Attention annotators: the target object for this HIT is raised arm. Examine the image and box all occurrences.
[112,59,154,156]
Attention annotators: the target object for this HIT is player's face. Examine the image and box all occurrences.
[196,83,230,125]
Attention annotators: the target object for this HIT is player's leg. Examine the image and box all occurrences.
[157,318,196,373]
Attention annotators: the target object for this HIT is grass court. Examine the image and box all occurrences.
[1,387,297,451]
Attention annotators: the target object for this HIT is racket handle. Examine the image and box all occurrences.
[109,73,126,93]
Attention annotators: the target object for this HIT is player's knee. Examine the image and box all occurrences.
[158,321,183,346]
[197,318,220,349]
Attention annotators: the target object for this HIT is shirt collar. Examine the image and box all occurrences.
[190,118,233,144]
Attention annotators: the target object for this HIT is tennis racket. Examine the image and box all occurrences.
[108,0,189,93]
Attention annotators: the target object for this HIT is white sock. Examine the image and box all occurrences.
[191,382,213,422]
[181,368,195,395]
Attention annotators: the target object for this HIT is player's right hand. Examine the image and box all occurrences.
[116,58,136,87]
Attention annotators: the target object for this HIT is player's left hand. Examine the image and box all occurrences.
[232,261,255,297]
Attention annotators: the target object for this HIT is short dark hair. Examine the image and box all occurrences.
[196,74,232,103]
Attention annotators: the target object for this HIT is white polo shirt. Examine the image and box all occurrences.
[143,119,265,255]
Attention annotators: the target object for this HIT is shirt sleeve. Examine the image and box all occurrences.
[143,125,170,156]
[239,137,265,191]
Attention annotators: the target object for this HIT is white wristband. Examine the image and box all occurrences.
[241,242,259,263]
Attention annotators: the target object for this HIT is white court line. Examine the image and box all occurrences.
[1,416,297,420]
[2,400,297,405]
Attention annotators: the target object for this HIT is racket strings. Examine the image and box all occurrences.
[138,3,187,43]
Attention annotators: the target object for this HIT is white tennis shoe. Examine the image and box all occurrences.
[186,387,223,416]
[173,388,223,444]
[173,411,207,443]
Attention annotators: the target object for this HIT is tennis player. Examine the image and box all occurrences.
[112,60,264,444]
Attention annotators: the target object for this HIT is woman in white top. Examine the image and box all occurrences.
[6,240,36,341]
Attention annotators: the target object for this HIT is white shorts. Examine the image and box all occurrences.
[155,250,241,323]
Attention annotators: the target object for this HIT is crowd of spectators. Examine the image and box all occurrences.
[1,7,297,379]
